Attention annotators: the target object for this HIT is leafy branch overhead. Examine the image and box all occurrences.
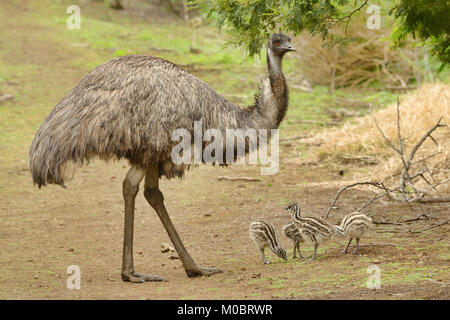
[195,0,449,65]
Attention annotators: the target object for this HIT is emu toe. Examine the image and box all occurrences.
[122,271,168,283]
[186,267,223,278]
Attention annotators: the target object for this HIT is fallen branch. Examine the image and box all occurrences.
[325,181,391,218]
[293,119,341,126]
[280,135,311,142]
[339,153,379,165]
[409,197,450,203]
[427,278,450,286]
[410,220,449,233]
[372,220,405,226]
[401,210,432,223]
[217,176,262,182]
[291,84,314,92]
[343,242,405,248]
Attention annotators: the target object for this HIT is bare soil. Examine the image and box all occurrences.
[1,157,449,299]
[0,0,448,300]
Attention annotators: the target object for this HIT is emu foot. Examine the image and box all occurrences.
[186,267,223,278]
[122,271,168,283]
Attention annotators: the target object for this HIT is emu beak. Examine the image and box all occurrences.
[284,45,296,52]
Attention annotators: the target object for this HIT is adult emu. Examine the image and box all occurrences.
[29,34,295,282]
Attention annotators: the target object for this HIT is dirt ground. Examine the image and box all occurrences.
[1,157,449,299]
[0,0,448,300]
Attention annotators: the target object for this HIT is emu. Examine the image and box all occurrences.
[29,34,295,282]
[285,201,344,260]
[250,220,287,264]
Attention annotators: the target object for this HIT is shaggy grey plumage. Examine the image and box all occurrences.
[29,35,294,188]
[29,34,295,282]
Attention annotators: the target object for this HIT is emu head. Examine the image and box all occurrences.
[268,34,296,56]
[276,246,288,261]
[285,201,300,215]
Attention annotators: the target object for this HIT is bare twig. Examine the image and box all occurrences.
[410,220,449,233]
[217,176,262,182]
[325,181,390,218]
[372,220,405,226]
[357,193,386,212]
[343,243,405,248]
[280,135,311,142]
[409,197,450,204]
[427,278,450,286]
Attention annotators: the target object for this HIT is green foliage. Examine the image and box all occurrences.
[197,0,449,66]
[391,0,450,67]
[197,0,355,57]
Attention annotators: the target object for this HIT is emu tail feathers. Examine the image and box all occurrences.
[29,127,70,188]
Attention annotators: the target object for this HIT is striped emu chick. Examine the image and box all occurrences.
[250,221,287,264]
[338,212,373,254]
[282,223,305,259]
[285,201,344,260]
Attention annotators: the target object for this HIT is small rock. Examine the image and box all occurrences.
[137,251,143,255]
[161,242,175,253]
[34,276,39,279]
[204,213,211,217]
[68,248,75,252]
[0,93,14,104]
[189,47,202,54]
[169,255,180,260]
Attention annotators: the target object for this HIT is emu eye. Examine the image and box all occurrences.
[273,40,280,46]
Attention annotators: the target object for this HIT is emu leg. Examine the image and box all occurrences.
[309,242,318,260]
[261,248,269,265]
[296,240,304,259]
[292,243,297,259]
[121,167,168,283]
[352,238,360,254]
[342,238,353,254]
[144,166,222,278]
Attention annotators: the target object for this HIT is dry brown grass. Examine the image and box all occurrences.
[292,16,433,90]
[312,83,450,192]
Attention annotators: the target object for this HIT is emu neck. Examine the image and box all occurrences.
[267,50,283,79]
[251,49,288,130]
[291,209,302,224]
